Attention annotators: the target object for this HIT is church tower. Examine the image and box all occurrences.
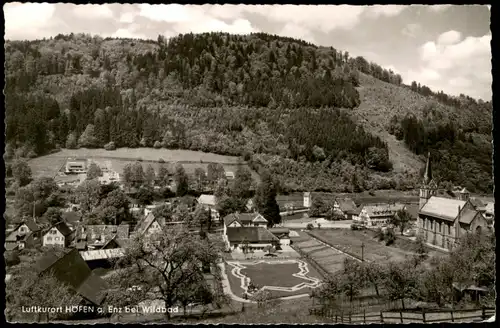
[419,152,437,210]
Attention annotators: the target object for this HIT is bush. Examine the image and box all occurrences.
[385,228,396,245]
[158,158,165,163]
[27,150,37,158]
[104,141,116,151]
[351,224,358,230]
[306,223,314,230]
[153,141,162,149]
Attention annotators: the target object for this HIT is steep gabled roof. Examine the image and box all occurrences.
[336,198,358,214]
[420,196,466,221]
[223,212,268,226]
[135,212,164,235]
[35,249,108,305]
[25,218,41,232]
[53,221,73,237]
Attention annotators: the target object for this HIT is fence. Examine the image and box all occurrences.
[290,244,331,279]
[309,306,495,323]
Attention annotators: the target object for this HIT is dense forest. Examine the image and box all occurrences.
[4,32,493,193]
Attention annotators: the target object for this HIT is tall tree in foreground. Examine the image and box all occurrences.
[231,164,253,199]
[390,209,413,235]
[254,170,281,227]
[108,226,226,319]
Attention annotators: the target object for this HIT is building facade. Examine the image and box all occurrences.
[417,153,490,250]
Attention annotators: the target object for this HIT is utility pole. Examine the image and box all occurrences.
[361,242,365,262]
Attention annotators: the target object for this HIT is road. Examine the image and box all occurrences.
[281,219,353,229]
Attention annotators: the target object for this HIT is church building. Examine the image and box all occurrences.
[417,153,489,250]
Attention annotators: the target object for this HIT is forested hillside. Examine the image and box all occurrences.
[4,32,493,193]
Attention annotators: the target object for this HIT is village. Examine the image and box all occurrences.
[4,152,495,323]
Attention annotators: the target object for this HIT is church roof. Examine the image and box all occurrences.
[419,196,466,221]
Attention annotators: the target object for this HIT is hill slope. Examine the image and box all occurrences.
[4,32,493,193]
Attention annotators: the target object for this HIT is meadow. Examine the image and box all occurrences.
[27,148,258,180]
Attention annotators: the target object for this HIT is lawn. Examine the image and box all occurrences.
[28,148,259,181]
[225,259,322,299]
[309,229,418,263]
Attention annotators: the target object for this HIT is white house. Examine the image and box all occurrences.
[43,221,74,247]
[222,212,268,235]
[356,203,406,227]
[65,160,87,174]
[197,194,220,221]
[269,227,291,246]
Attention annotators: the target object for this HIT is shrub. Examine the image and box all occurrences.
[158,158,165,163]
[385,228,396,245]
[153,141,162,149]
[104,141,116,151]
[306,223,314,230]
[350,224,358,230]
[27,150,37,158]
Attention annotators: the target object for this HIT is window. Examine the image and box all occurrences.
[47,237,52,242]
[19,227,25,233]
[51,230,57,235]
[430,221,433,230]
[438,222,441,233]
[448,224,451,235]
[54,237,59,241]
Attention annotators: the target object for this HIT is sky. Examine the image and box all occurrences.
[3,3,492,101]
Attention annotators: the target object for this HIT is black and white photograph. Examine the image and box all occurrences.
[3,3,495,324]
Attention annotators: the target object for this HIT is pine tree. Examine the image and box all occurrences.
[254,170,281,227]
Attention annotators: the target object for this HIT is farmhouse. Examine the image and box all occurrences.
[223,212,268,235]
[65,159,87,174]
[5,218,44,250]
[417,153,490,250]
[35,248,108,306]
[197,194,220,221]
[43,221,74,248]
[357,203,406,227]
[333,198,359,220]
[224,227,279,252]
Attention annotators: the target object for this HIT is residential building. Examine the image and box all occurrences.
[75,224,130,250]
[42,221,74,247]
[65,160,87,174]
[134,213,166,238]
[356,203,406,227]
[34,249,108,306]
[333,198,359,220]
[56,174,84,188]
[222,212,269,235]
[417,153,490,250]
[223,227,279,252]
[197,194,220,221]
[269,227,291,246]
[5,218,43,250]
[98,171,120,185]
[225,171,235,180]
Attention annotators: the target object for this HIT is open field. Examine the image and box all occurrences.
[308,229,441,263]
[225,259,322,299]
[291,230,353,275]
[28,148,259,181]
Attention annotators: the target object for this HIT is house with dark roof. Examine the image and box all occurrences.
[333,198,359,220]
[417,153,490,250]
[42,221,74,247]
[224,227,279,252]
[133,212,166,241]
[35,248,108,306]
[4,218,43,250]
[223,212,268,235]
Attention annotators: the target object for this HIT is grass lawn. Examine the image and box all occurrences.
[225,259,322,299]
[309,229,420,263]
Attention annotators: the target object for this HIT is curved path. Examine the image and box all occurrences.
[217,261,319,304]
